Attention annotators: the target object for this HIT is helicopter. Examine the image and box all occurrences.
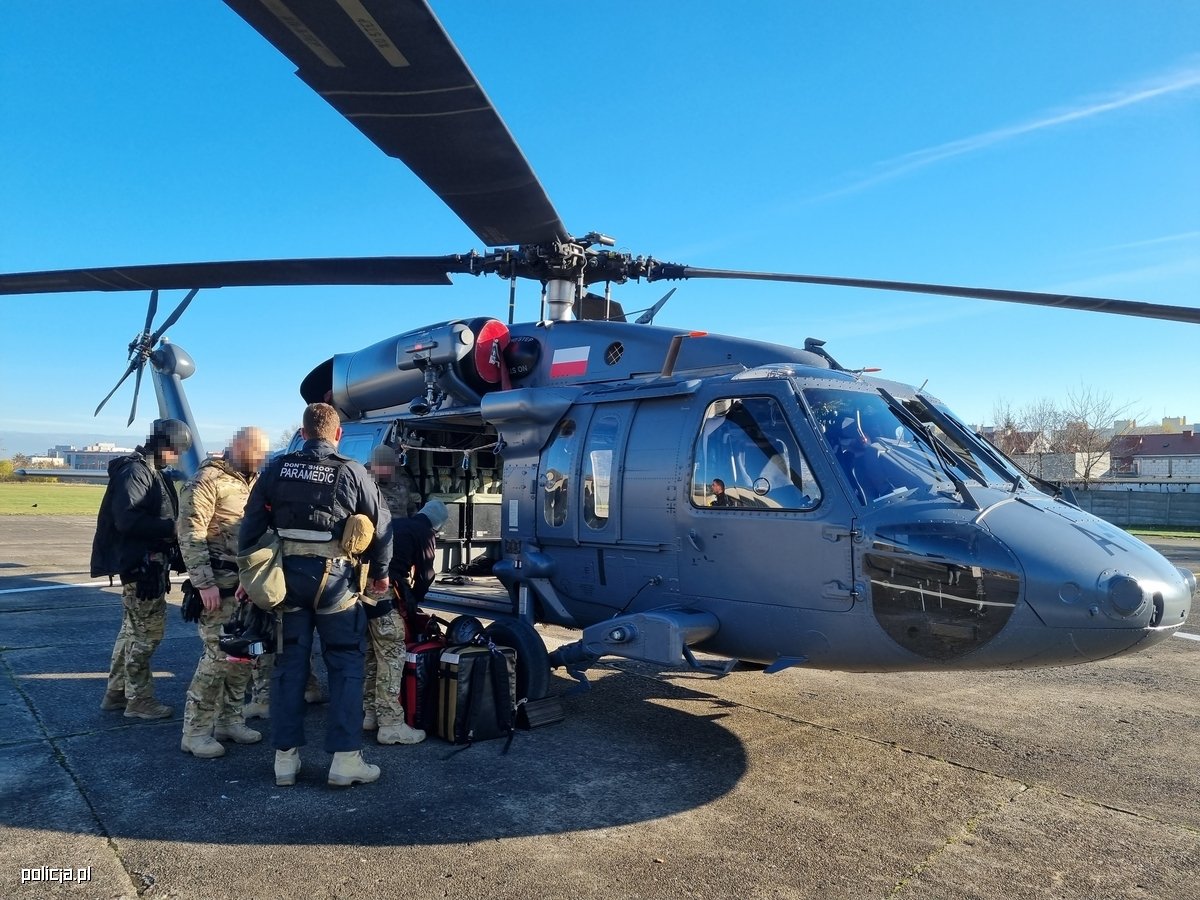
[1,1,1196,703]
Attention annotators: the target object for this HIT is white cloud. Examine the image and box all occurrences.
[811,61,1200,202]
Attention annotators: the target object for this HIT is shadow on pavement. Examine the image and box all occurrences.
[3,582,749,847]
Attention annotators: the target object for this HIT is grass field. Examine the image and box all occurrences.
[0,482,106,516]
[0,482,1198,538]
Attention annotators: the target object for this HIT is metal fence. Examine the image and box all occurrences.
[1073,489,1200,528]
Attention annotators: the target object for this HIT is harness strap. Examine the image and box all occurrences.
[316,592,359,616]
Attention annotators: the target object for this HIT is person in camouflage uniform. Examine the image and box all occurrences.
[178,427,270,758]
[363,444,425,745]
[94,418,192,721]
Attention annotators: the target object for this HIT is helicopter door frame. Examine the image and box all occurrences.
[679,382,860,614]
[534,406,595,547]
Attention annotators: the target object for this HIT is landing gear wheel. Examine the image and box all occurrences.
[483,620,551,701]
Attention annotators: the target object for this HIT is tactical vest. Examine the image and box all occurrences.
[269,451,351,538]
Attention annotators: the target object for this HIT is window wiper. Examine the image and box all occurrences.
[877,388,980,510]
[915,393,1020,492]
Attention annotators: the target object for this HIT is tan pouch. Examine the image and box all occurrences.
[341,513,375,558]
[237,529,287,611]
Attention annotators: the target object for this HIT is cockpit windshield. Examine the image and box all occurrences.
[803,387,997,506]
[905,396,1021,489]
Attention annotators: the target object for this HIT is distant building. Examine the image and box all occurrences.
[43,443,135,472]
[1013,451,1110,482]
[1110,430,1200,479]
[978,426,1049,454]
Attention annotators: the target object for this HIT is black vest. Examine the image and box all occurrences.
[270,451,351,534]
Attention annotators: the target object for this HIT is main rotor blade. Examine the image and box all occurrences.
[0,257,461,295]
[652,265,1200,325]
[222,0,568,247]
[94,361,139,416]
[149,288,200,345]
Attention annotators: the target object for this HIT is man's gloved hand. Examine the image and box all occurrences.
[181,580,203,623]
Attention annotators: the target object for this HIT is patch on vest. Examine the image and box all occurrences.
[279,461,339,485]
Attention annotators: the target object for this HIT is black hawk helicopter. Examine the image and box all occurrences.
[2,1,1196,701]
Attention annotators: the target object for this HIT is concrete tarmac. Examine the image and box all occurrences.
[1,517,1197,900]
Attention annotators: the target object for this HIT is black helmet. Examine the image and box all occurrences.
[446,615,484,646]
[149,418,193,454]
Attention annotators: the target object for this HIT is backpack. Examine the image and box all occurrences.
[236,529,287,610]
[90,467,126,577]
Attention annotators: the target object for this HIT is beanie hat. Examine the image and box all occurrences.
[419,499,449,530]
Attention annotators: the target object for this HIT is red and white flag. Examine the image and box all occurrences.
[550,346,589,378]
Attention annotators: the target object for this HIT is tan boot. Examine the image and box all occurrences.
[275,748,301,786]
[181,733,226,758]
[376,723,426,745]
[124,697,173,720]
[215,723,262,744]
[328,751,380,787]
[362,710,377,731]
[243,701,270,720]
[100,691,127,711]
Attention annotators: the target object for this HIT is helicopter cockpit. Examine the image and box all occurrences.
[804,386,1017,508]
[691,396,820,510]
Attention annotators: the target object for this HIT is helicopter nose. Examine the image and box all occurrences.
[982,498,1192,659]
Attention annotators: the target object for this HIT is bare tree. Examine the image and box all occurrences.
[989,401,1024,455]
[1056,386,1139,486]
[275,424,301,451]
[992,389,1140,486]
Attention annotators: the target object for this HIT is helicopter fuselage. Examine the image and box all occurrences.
[290,315,1193,677]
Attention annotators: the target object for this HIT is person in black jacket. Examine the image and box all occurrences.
[390,499,449,609]
[239,403,392,788]
[93,418,191,720]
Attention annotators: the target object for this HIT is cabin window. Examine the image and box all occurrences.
[583,414,619,529]
[541,418,578,527]
[691,397,821,510]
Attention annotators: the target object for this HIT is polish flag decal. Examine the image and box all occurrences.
[550,346,590,378]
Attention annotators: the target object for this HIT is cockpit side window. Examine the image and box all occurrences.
[541,418,577,528]
[691,397,821,511]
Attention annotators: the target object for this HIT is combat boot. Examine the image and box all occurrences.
[243,700,270,720]
[124,697,173,720]
[180,733,226,758]
[215,723,263,744]
[328,751,380,787]
[376,723,425,745]
[100,690,127,711]
[362,710,377,731]
[275,748,301,786]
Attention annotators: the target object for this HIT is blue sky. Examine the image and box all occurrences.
[1,2,1197,455]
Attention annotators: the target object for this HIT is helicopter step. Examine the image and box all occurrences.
[547,608,731,679]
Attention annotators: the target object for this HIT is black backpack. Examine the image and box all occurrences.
[90,474,124,578]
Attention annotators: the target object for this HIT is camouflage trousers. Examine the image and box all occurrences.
[182,593,254,734]
[106,583,167,701]
[364,609,407,726]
